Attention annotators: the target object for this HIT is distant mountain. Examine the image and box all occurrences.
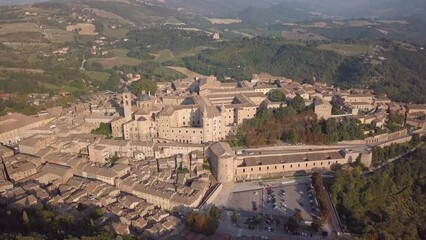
[292,0,426,19]
[236,1,320,25]
[154,0,281,16]
[0,0,49,6]
[157,0,426,23]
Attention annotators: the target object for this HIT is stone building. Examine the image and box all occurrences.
[313,97,332,119]
[206,142,236,183]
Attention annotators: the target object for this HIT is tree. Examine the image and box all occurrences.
[287,216,299,232]
[209,205,221,220]
[411,133,421,146]
[22,211,29,225]
[186,211,218,235]
[268,89,285,102]
[289,95,305,112]
[253,214,262,225]
[128,79,157,96]
[91,123,112,137]
[311,218,323,232]
[231,210,238,224]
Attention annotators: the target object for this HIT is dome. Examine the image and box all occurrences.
[138,94,150,101]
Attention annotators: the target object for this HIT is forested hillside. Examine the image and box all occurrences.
[180,37,426,103]
[374,48,426,103]
[331,145,426,239]
[182,37,344,82]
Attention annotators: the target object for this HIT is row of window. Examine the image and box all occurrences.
[241,160,338,173]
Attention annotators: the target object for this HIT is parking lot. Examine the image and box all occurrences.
[263,183,318,221]
[221,179,324,238]
[227,188,263,213]
[228,182,318,221]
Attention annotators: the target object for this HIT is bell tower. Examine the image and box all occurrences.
[123,88,132,121]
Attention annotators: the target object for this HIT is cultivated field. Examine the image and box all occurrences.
[318,43,374,56]
[207,18,242,25]
[87,56,140,69]
[0,23,40,35]
[166,66,206,79]
[66,23,98,35]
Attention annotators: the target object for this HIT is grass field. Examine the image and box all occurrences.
[86,8,130,24]
[281,30,327,41]
[43,28,75,43]
[240,28,282,37]
[156,49,174,63]
[0,23,40,35]
[207,18,242,24]
[111,48,129,57]
[2,42,50,50]
[166,66,206,79]
[0,67,44,74]
[82,70,111,82]
[66,23,97,35]
[0,32,46,43]
[318,43,374,56]
[154,66,185,80]
[87,56,140,69]
[154,46,209,63]
[102,28,129,39]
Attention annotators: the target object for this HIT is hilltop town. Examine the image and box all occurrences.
[1,72,425,239]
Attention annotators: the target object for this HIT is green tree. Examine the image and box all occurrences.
[231,210,238,224]
[91,123,112,137]
[268,89,285,102]
[289,95,305,112]
[253,214,262,225]
[209,205,221,220]
[287,216,299,232]
[128,79,157,96]
[311,218,323,232]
